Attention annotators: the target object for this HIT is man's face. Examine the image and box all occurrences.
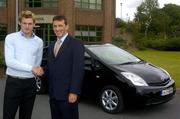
[53,20,69,38]
[20,17,35,36]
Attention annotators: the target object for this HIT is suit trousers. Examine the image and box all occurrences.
[3,75,37,119]
[50,98,79,119]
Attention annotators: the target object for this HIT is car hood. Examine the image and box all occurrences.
[111,62,170,85]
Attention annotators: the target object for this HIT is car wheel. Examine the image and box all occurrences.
[99,85,124,114]
[35,77,41,92]
[36,77,46,94]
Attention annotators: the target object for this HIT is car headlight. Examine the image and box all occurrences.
[121,72,148,86]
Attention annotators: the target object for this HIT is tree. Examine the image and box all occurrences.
[162,4,180,38]
[115,18,126,28]
[151,9,170,39]
[135,0,159,37]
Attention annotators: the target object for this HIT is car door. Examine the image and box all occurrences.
[82,52,105,98]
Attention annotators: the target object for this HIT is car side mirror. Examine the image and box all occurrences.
[93,60,102,70]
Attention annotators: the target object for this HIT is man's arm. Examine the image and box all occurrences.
[4,35,32,72]
[5,35,43,76]
[36,40,43,66]
[33,40,44,76]
[70,41,85,96]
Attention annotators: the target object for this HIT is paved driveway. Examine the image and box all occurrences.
[1,79,180,119]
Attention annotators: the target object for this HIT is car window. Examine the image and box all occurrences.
[86,44,141,65]
[84,52,92,70]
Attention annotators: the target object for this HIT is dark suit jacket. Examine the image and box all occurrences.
[47,35,84,100]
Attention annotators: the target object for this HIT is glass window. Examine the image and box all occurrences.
[89,3,96,9]
[89,26,95,31]
[0,0,6,7]
[75,31,81,36]
[96,4,101,10]
[89,31,96,36]
[42,0,57,7]
[75,2,81,8]
[82,31,89,36]
[27,0,41,7]
[0,24,7,41]
[81,26,88,31]
[96,26,102,31]
[90,0,96,4]
[84,52,92,70]
[97,0,101,4]
[75,0,81,6]
[26,0,58,8]
[87,44,141,64]
[75,25,103,42]
[82,2,89,9]
[34,24,55,47]
[96,0,101,10]
[75,0,102,10]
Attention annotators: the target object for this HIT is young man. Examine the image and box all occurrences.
[46,15,84,119]
[3,10,44,119]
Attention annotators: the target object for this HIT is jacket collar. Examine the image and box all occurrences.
[53,35,70,58]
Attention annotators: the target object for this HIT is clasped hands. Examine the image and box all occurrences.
[32,66,44,76]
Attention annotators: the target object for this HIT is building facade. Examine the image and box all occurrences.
[0,0,116,47]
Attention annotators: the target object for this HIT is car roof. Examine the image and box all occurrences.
[85,43,113,48]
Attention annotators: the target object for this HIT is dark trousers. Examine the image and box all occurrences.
[3,76,37,119]
[50,98,79,119]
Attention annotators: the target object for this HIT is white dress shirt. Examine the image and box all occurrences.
[4,31,43,78]
[57,33,68,45]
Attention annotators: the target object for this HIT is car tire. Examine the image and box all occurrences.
[99,85,124,114]
[36,78,46,94]
[37,83,46,94]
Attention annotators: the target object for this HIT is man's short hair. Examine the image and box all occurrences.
[52,15,68,25]
[19,10,35,23]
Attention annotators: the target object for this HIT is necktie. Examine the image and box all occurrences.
[54,39,61,57]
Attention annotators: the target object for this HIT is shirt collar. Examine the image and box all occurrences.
[57,33,68,44]
[19,30,35,38]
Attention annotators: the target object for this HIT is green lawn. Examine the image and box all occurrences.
[131,50,180,87]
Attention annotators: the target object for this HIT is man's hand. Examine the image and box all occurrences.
[32,66,44,76]
[68,93,78,103]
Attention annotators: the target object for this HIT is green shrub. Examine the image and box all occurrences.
[134,37,148,50]
[164,37,180,51]
[112,36,125,48]
[136,36,180,51]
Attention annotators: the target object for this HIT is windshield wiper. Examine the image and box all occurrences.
[120,62,137,65]
[137,60,146,64]
[114,60,145,65]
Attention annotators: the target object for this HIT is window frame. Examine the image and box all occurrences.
[0,0,6,7]
[75,25,103,42]
[75,0,102,10]
[26,0,58,8]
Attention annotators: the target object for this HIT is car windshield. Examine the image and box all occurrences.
[86,44,141,65]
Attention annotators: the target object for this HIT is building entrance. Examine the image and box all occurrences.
[35,24,55,47]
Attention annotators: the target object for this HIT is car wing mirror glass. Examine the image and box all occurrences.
[93,60,102,70]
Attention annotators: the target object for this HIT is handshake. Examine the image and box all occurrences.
[32,66,44,76]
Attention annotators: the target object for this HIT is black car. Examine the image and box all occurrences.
[39,44,176,114]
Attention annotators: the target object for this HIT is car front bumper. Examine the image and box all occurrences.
[126,79,176,106]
